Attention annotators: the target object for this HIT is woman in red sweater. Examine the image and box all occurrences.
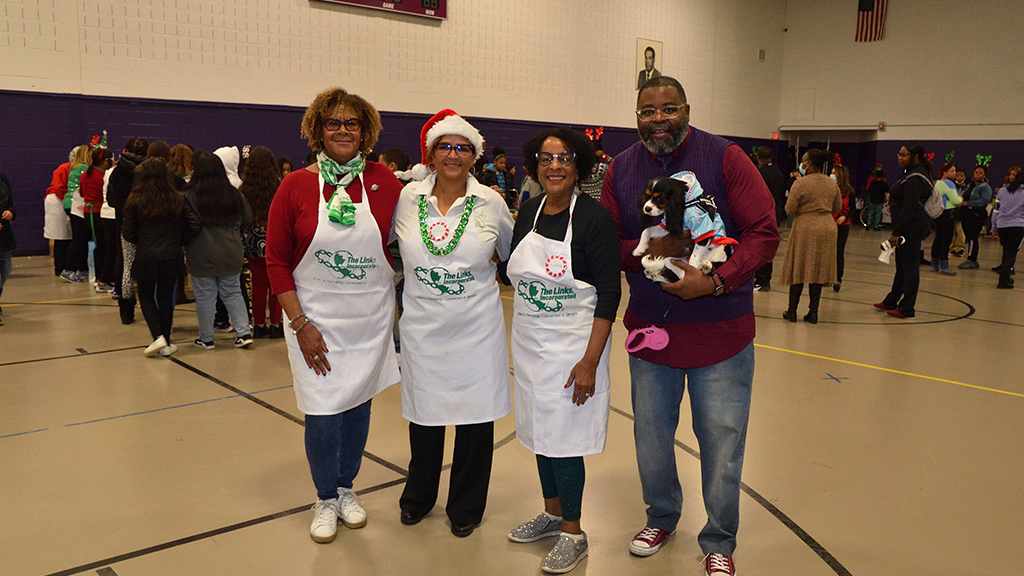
[64,148,113,284]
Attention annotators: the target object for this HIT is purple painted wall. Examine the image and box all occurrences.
[1,88,795,254]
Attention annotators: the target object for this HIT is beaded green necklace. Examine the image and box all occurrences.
[418,194,477,257]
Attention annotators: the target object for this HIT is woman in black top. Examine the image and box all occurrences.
[500,128,620,574]
[876,143,933,319]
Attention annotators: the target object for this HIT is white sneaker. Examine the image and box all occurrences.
[158,344,178,357]
[338,487,367,528]
[145,336,167,355]
[310,498,341,543]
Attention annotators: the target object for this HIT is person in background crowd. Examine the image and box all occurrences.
[502,127,621,574]
[991,169,1024,289]
[95,160,118,292]
[780,149,840,323]
[986,166,1020,237]
[72,146,114,286]
[44,147,78,276]
[601,76,778,576]
[832,164,853,291]
[865,167,888,230]
[392,109,514,539]
[929,163,964,275]
[106,137,148,324]
[122,159,201,356]
[184,150,254,350]
[958,165,993,269]
[753,146,785,292]
[277,156,293,177]
[876,143,934,319]
[0,164,16,326]
[479,146,517,212]
[949,169,969,257]
[578,134,610,201]
[267,87,402,545]
[168,144,193,184]
[59,144,93,283]
[239,146,283,339]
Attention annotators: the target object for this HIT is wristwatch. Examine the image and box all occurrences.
[711,272,726,297]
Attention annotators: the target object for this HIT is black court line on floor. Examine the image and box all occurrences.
[609,405,853,576]
[0,345,145,368]
[757,284,976,326]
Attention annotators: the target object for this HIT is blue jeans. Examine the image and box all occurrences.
[304,400,372,501]
[630,342,754,556]
[191,274,251,342]
[867,202,884,228]
[0,250,11,302]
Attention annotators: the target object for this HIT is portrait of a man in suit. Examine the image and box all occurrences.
[636,42,662,90]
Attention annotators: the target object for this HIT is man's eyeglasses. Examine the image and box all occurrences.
[536,151,576,166]
[635,105,684,120]
[323,117,361,132]
[434,142,476,156]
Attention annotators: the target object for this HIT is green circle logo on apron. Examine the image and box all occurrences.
[316,249,377,280]
[415,266,473,296]
[516,280,577,313]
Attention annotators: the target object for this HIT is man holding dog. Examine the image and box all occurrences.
[600,76,779,576]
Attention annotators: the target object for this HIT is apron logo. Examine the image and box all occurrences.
[415,266,473,295]
[517,280,577,313]
[315,249,377,280]
[428,221,450,242]
[545,255,568,278]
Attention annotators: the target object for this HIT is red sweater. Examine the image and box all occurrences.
[47,162,71,200]
[266,163,403,296]
[79,168,105,213]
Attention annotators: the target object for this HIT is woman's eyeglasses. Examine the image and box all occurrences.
[536,151,576,166]
[323,117,361,132]
[434,142,475,156]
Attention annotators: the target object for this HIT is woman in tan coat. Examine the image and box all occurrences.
[780,149,842,323]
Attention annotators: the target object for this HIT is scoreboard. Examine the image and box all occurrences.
[316,0,447,20]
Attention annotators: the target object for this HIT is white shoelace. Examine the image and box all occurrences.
[339,490,362,515]
[312,500,339,527]
[635,526,661,543]
[703,553,733,574]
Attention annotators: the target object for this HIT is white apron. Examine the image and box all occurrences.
[506,193,611,457]
[398,184,512,426]
[284,173,400,415]
[43,193,72,240]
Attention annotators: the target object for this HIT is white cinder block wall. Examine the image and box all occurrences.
[780,0,1024,142]
[0,0,786,138]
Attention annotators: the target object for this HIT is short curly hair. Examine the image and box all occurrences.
[522,127,597,182]
[300,87,382,154]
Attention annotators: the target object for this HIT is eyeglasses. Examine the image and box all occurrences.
[323,117,361,132]
[434,142,475,156]
[635,105,684,120]
[897,152,910,158]
[536,151,576,166]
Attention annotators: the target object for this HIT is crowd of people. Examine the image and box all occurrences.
[8,74,1020,576]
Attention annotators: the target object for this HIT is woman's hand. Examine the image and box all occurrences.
[297,322,331,375]
[837,215,847,225]
[564,357,598,406]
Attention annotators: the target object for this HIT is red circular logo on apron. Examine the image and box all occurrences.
[429,222,450,242]
[545,255,568,278]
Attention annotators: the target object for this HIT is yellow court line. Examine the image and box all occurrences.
[755,343,1024,398]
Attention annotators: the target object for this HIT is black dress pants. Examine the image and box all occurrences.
[836,225,850,282]
[961,208,986,262]
[930,209,956,260]
[64,211,91,273]
[998,227,1023,285]
[400,421,494,525]
[137,276,177,341]
[883,234,923,316]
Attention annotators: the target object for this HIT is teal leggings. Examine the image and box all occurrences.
[537,455,586,522]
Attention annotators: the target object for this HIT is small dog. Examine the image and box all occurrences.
[632,173,738,283]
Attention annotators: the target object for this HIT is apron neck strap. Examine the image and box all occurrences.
[533,191,578,243]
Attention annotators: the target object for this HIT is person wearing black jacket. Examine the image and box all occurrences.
[0,166,15,326]
[108,137,148,323]
[876,143,934,319]
[753,147,785,291]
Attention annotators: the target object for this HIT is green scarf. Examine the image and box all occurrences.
[318,151,365,226]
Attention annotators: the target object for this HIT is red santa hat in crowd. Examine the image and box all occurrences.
[420,109,485,166]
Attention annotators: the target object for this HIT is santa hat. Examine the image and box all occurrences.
[420,109,484,165]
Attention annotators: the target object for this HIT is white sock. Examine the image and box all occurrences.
[561,531,585,541]
[543,511,562,521]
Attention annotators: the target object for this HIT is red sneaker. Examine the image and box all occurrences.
[629,526,674,557]
[873,302,891,311]
[886,309,912,319]
[703,553,737,576]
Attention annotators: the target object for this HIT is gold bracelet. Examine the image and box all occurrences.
[288,311,307,325]
[291,316,311,335]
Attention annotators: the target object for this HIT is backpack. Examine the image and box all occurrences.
[904,172,942,219]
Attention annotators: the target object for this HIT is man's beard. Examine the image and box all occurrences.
[640,123,687,156]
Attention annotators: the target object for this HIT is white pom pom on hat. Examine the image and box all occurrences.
[420,109,485,166]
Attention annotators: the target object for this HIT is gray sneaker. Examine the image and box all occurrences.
[508,513,563,543]
[958,260,979,269]
[541,533,588,574]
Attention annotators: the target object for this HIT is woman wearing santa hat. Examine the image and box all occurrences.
[391,109,514,538]
[266,87,403,544]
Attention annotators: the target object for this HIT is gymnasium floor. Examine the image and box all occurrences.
[1,225,1021,576]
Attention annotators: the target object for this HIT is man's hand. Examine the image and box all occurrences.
[660,259,716,300]
[644,231,694,259]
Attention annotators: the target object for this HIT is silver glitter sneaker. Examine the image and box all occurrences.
[541,532,588,574]
[508,513,563,543]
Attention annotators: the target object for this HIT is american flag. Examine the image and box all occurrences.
[856,0,888,42]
